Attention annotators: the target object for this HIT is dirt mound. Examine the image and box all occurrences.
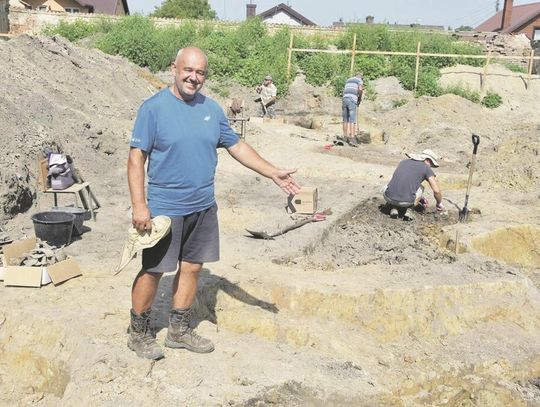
[440,63,540,114]
[0,35,152,222]
[380,93,492,151]
[371,76,413,111]
[280,74,339,119]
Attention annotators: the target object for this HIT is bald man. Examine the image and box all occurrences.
[127,47,299,360]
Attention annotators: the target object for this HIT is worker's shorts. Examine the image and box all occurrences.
[142,205,219,273]
[382,185,424,208]
[342,98,357,123]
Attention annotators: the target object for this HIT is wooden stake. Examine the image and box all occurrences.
[481,50,492,93]
[527,49,535,90]
[350,33,357,76]
[414,41,421,91]
[286,31,294,79]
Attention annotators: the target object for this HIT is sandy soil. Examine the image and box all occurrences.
[1,35,540,406]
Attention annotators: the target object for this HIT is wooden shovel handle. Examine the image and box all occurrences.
[465,134,480,197]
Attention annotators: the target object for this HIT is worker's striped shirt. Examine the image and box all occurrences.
[342,76,363,104]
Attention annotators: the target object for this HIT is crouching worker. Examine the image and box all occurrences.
[383,149,443,220]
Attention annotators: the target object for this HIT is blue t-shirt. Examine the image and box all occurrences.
[130,88,240,216]
[342,77,363,104]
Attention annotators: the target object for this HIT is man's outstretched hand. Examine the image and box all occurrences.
[271,168,300,195]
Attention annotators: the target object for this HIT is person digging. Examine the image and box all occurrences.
[382,149,444,220]
[255,75,277,119]
[340,72,363,147]
[127,47,299,360]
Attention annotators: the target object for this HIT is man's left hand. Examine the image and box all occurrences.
[271,169,300,195]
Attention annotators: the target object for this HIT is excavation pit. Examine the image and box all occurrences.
[472,224,540,268]
[282,197,459,269]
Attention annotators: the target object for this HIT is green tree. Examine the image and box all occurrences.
[151,0,216,20]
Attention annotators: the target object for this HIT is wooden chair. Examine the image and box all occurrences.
[38,158,100,221]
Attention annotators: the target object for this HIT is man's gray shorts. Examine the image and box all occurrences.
[142,205,219,273]
[382,185,424,208]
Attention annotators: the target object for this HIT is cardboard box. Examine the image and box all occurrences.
[2,238,82,287]
[288,187,318,214]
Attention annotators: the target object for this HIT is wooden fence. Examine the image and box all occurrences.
[286,32,540,91]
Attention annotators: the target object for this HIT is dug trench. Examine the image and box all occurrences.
[278,197,459,269]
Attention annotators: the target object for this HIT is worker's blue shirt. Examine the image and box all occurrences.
[130,88,239,216]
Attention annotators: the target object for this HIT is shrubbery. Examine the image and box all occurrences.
[481,91,503,108]
[42,17,485,98]
[42,19,101,41]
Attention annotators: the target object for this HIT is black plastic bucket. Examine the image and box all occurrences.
[52,206,85,236]
[31,211,75,247]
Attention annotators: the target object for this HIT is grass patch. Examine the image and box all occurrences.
[392,98,409,108]
[442,84,480,103]
[503,63,527,73]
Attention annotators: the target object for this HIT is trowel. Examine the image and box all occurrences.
[459,134,480,222]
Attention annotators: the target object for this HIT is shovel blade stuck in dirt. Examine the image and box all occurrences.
[459,134,480,222]
[245,210,330,240]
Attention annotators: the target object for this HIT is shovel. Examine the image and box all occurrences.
[246,211,329,240]
[459,134,480,222]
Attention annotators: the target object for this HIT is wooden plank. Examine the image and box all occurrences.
[527,49,535,90]
[290,48,540,61]
[350,33,357,76]
[44,181,90,194]
[414,42,421,91]
[481,50,492,93]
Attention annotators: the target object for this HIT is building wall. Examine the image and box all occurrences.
[263,11,302,26]
[515,15,540,40]
[10,0,90,13]
[9,8,94,33]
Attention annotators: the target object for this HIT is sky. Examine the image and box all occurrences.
[127,0,538,29]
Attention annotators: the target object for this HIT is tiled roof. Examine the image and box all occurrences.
[257,2,316,26]
[77,0,129,15]
[475,2,540,32]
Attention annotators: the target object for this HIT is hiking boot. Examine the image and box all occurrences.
[390,208,398,219]
[127,309,164,360]
[165,307,214,353]
[347,138,359,147]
